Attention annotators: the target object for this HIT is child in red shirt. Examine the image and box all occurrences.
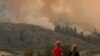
[53,41,63,56]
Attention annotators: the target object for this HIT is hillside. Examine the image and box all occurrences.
[0,23,97,51]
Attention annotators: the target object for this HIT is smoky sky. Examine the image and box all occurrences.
[0,0,11,22]
[1,0,100,34]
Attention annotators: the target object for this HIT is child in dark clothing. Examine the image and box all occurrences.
[69,44,80,56]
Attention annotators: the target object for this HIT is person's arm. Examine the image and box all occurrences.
[53,48,55,56]
[61,48,63,56]
[61,52,63,56]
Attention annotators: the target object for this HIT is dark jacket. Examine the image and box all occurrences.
[68,52,80,56]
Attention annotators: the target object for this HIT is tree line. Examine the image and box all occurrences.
[54,25,100,46]
[55,25,84,38]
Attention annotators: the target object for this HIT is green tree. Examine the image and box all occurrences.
[55,25,62,33]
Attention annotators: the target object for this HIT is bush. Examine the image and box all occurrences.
[36,50,42,56]
[45,46,53,56]
[63,45,70,56]
[24,48,34,56]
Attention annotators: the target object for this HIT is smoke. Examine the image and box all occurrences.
[41,0,100,33]
[9,0,55,30]
[0,0,12,22]
[1,0,100,33]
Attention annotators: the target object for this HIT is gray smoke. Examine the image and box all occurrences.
[0,0,11,22]
[1,0,100,34]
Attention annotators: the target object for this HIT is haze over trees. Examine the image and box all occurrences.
[55,24,100,47]
[55,25,84,38]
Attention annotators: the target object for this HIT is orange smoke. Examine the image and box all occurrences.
[7,0,100,33]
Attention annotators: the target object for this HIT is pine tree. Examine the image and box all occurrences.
[80,32,84,38]
[73,27,77,36]
[55,25,62,33]
[19,29,24,41]
[65,26,69,34]
[55,25,79,37]
[93,28,100,37]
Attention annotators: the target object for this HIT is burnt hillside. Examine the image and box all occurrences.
[0,23,97,51]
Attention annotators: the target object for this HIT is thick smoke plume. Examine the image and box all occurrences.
[1,0,100,33]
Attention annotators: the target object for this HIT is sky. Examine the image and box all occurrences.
[0,0,100,34]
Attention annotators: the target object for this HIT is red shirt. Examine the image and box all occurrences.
[53,47,63,56]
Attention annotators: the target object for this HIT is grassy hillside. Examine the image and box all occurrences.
[0,23,97,51]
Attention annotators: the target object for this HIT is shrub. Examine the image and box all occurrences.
[63,45,70,56]
[24,48,34,56]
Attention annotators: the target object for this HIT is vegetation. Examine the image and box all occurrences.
[55,25,100,47]
[0,23,99,52]
[44,45,70,56]
[24,48,34,56]
[63,45,70,56]
[45,46,53,56]
[0,23,72,50]
[55,25,84,38]
[36,50,42,56]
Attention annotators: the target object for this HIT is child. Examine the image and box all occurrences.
[69,44,80,56]
[53,41,63,56]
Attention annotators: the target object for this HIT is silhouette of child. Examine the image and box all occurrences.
[69,44,80,56]
[53,41,63,56]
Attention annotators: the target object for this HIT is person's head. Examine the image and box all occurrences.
[72,44,78,52]
[55,41,61,47]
